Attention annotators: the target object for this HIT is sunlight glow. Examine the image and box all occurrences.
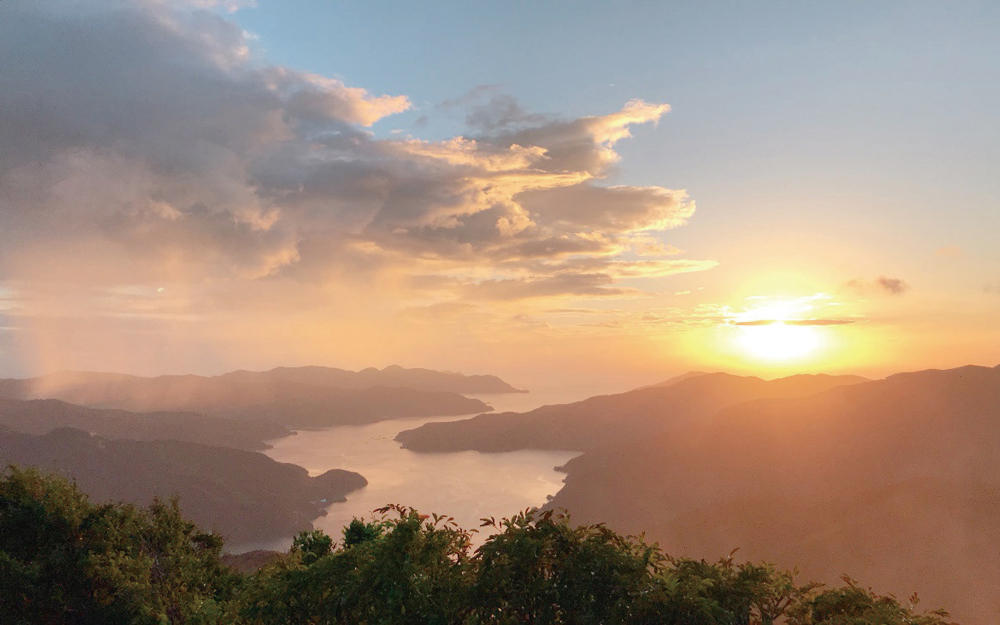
[736,322,824,362]
[725,294,836,364]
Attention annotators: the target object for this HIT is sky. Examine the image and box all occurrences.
[0,0,998,388]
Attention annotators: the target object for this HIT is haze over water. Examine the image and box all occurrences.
[235,387,609,552]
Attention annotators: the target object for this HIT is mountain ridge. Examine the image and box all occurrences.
[0,369,495,428]
[0,426,367,545]
[395,371,868,453]
[0,397,289,451]
[543,363,1000,625]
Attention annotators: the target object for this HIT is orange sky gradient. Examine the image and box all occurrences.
[1,0,998,389]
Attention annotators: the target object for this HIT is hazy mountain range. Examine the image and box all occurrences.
[0,365,521,547]
[3,362,997,621]
[0,427,366,544]
[0,366,501,428]
[396,372,868,452]
[0,397,289,451]
[400,364,1000,624]
[264,365,524,394]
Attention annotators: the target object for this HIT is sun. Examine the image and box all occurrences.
[735,322,824,362]
[726,294,836,364]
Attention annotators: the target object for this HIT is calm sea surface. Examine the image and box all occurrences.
[230,387,612,553]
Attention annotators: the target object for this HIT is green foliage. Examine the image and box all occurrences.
[242,504,474,624]
[472,509,661,623]
[0,466,101,624]
[0,466,954,625]
[786,576,951,625]
[292,529,334,565]
[653,555,814,625]
[0,466,238,624]
[342,517,385,548]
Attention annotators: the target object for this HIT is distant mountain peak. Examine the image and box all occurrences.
[637,371,712,390]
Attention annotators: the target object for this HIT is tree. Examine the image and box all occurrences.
[241,505,474,624]
[1,465,955,625]
[0,466,238,624]
[472,509,663,624]
[652,555,814,625]
[786,576,951,625]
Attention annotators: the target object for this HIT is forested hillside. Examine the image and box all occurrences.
[0,430,366,544]
[0,467,953,624]
[0,397,289,451]
[544,365,1000,623]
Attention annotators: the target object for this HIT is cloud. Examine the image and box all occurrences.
[398,301,480,320]
[733,319,857,326]
[0,0,410,284]
[935,245,963,259]
[439,84,503,110]
[630,235,682,257]
[0,0,714,373]
[269,69,411,126]
[440,86,550,132]
[465,94,550,131]
[844,276,910,296]
[718,293,865,331]
[875,276,909,295]
[169,0,258,11]
[463,274,639,301]
[518,184,694,232]
[453,259,716,302]
[487,100,670,175]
